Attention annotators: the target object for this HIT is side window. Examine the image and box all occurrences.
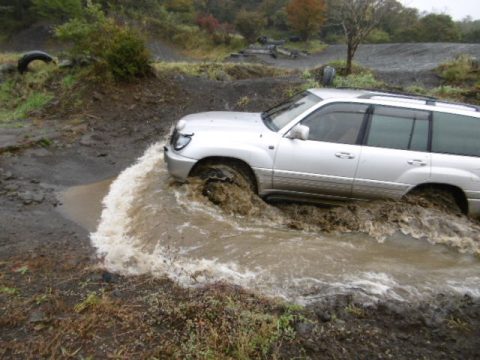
[432,112,480,157]
[366,106,429,151]
[301,103,368,145]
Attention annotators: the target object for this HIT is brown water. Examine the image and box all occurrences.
[59,143,480,304]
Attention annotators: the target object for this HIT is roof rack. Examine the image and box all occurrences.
[338,87,480,113]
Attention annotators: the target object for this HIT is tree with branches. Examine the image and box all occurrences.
[329,0,395,75]
[286,0,326,41]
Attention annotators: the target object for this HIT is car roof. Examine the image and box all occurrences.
[308,88,480,116]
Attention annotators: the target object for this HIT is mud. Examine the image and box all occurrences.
[2,73,480,358]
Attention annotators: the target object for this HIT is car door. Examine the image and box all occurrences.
[273,103,369,198]
[353,105,431,200]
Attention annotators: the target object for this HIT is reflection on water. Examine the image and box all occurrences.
[58,143,480,304]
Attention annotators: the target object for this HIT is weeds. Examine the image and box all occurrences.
[236,96,251,108]
[285,39,327,54]
[447,317,472,332]
[437,54,479,85]
[74,292,101,313]
[153,62,290,81]
[333,72,383,89]
[345,303,365,318]
[0,286,18,295]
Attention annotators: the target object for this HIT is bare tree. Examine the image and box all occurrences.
[330,0,395,75]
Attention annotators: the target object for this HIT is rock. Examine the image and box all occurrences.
[58,59,73,68]
[29,310,48,323]
[97,152,108,157]
[102,271,119,283]
[32,193,45,203]
[30,179,40,184]
[4,184,19,192]
[19,191,34,204]
[0,63,17,75]
[318,312,332,322]
[92,91,103,101]
[295,322,314,338]
[79,134,94,146]
[215,70,231,81]
[4,171,14,180]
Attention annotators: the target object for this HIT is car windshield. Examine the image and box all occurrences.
[261,91,321,131]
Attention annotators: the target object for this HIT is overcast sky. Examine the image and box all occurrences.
[401,0,480,21]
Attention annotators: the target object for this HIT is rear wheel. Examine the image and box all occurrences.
[406,186,467,215]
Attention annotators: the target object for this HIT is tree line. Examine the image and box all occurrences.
[1,0,479,44]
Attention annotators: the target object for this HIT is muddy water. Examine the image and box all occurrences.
[59,143,480,304]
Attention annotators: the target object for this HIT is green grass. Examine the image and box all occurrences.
[285,39,327,54]
[0,52,19,65]
[333,72,383,89]
[153,61,292,81]
[437,54,479,84]
[0,63,57,124]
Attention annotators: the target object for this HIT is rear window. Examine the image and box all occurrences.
[366,106,429,151]
[432,112,480,157]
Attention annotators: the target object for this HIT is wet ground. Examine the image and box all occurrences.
[57,141,480,306]
[2,74,480,358]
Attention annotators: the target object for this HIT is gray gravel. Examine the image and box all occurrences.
[254,43,480,72]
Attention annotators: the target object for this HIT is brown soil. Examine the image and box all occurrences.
[1,71,480,359]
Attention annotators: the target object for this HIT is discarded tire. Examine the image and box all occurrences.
[322,66,336,86]
[18,51,54,74]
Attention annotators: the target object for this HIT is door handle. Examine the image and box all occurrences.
[335,152,355,159]
[407,159,427,166]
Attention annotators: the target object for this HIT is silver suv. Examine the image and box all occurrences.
[164,89,480,217]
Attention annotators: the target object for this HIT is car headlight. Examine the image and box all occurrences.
[172,131,193,151]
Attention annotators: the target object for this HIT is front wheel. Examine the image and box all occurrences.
[190,162,256,193]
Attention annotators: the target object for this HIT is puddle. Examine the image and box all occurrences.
[59,142,480,304]
[58,179,112,232]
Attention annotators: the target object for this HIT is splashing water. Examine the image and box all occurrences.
[84,142,480,304]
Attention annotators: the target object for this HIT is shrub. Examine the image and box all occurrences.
[32,0,83,22]
[286,0,326,41]
[196,14,221,34]
[364,29,391,44]
[235,10,266,43]
[333,73,383,89]
[437,54,479,84]
[56,2,150,81]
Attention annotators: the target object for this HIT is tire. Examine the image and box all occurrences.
[191,162,256,193]
[407,186,465,215]
[322,66,336,86]
[18,51,54,74]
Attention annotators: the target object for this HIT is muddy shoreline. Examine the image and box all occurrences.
[1,75,480,358]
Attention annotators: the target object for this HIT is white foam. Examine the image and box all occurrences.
[90,142,257,286]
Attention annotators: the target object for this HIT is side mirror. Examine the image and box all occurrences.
[288,124,309,140]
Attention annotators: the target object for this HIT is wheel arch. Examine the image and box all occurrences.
[189,156,259,193]
[407,182,468,214]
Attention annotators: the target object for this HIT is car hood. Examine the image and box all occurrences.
[179,111,266,133]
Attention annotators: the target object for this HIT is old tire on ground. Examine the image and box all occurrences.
[18,51,54,74]
[191,162,256,193]
[322,66,336,86]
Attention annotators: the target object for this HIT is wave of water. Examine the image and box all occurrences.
[90,142,480,304]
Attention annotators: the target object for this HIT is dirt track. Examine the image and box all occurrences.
[1,72,480,358]
[256,43,480,71]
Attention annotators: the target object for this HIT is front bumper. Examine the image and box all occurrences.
[163,146,197,182]
[468,198,480,218]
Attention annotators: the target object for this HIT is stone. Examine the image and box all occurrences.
[32,193,45,203]
[4,184,19,192]
[29,310,48,323]
[19,191,34,205]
